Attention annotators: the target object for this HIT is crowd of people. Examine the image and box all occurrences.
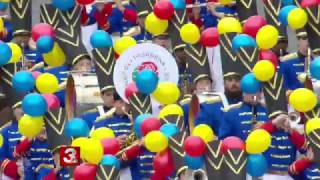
[0,0,320,180]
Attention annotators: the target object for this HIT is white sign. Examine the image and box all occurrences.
[113,43,179,102]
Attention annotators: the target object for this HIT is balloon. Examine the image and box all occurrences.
[42,94,60,110]
[289,88,317,112]
[100,155,120,169]
[243,15,267,38]
[184,155,205,170]
[154,0,174,20]
[36,36,54,53]
[31,23,55,42]
[288,8,308,29]
[101,138,120,155]
[64,118,90,138]
[72,137,90,159]
[259,50,279,70]
[141,118,162,136]
[145,13,168,35]
[310,57,320,80]
[252,60,275,82]
[159,104,184,119]
[8,43,22,63]
[305,118,320,135]
[300,0,318,8]
[240,73,262,94]
[43,42,66,67]
[247,154,268,177]
[36,73,59,94]
[0,43,12,65]
[18,115,44,138]
[22,93,48,116]
[160,123,178,138]
[0,17,3,32]
[222,136,245,152]
[114,36,137,55]
[12,71,35,93]
[200,27,219,47]
[246,129,271,154]
[0,134,3,148]
[125,82,139,99]
[31,71,42,79]
[282,0,294,6]
[134,114,153,138]
[232,34,256,51]
[136,70,159,94]
[180,23,200,44]
[52,0,75,11]
[219,0,233,5]
[144,131,168,152]
[279,6,296,26]
[183,136,206,157]
[90,30,113,48]
[90,127,115,140]
[256,25,279,50]
[74,163,97,180]
[77,0,94,5]
[152,82,180,105]
[0,3,8,11]
[192,124,215,143]
[170,0,186,9]
[82,138,104,164]
[217,17,242,34]
[153,149,175,177]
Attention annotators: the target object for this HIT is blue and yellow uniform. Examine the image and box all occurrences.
[0,120,22,161]
[0,20,14,42]
[301,164,320,180]
[133,27,152,43]
[202,5,237,28]
[81,106,113,129]
[37,165,70,180]
[131,148,156,180]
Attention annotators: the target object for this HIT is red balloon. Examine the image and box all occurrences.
[243,16,267,38]
[42,94,60,110]
[200,27,219,47]
[125,82,139,99]
[153,0,174,20]
[153,149,175,177]
[74,163,97,180]
[259,50,279,70]
[183,136,206,157]
[31,23,55,42]
[141,118,162,136]
[301,0,318,8]
[222,136,245,153]
[151,171,167,180]
[101,138,121,155]
[77,0,94,5]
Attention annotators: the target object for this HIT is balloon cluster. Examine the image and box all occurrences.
[289,88,318,112]
[279,6,308,29]
[0,41,22,66]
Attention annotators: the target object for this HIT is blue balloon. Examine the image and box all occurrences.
[22,93,48,116]
[232,34,256,51]
[135,70,159,94]
[90,30,113,48]
[100,155,120,169]
[184,155,205,170]
[279,5,296,26]
[37,36,54,53]
[240,73,262,94]
[12,71,35,93]
[0,2,8,10]
[64,118,89,138]
[247,154,268,177]
[0,43,12,65]
[310,57,320,80]
[170,0,186,9]
[281,0,294,6]
[160,123,178,138]
[134,113,152,138]
[52,0,75,11]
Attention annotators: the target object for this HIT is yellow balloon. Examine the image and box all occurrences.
[90,127,115,140]
[36,73,59,94]
[0,17,3,32]
[71,137,90,159]
[246,129,271,154]
[217,17,242,34]
[43,42,65,67]
[219,0,233,5]
[8,43,22,63]
[144,131,168,153]
[256,25,279,50]
[82,138,104,164]
[114,36,137,55]
[252,60,275,82]
[289,88,318,112]
[288,8,308,30]
[0,0,10,2]
[0,134,3,148]
[180,23,200,44]
[306,118,320,135]
[159,104,184,119]
[152,82,180,105]
[145,13,168,35]
[18,115,44,138]
[192,124,215,143]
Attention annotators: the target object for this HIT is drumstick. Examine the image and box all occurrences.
[186,1,236,8]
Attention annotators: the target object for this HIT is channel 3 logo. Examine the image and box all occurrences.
[60,147,80,166]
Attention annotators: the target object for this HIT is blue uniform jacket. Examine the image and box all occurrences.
[0,121,22,161]
[131,148,156,180]
[301,164,320,180]
[93,113,132,137]
[109,4,136,35]
[133,28,152,43]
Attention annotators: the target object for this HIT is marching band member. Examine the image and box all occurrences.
[0,1,13,42]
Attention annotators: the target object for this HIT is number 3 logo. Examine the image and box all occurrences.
[60,147,80,166]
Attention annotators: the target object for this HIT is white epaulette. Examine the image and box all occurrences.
[222,102,243,112]
[95,107,116,123]
[280,52,299,62]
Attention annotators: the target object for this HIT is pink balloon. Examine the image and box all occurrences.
[42,94,60,110]
[31,23,55,42]
[125,82,139,99]
[31,71,42,79]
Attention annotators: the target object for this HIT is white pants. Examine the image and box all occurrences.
[262,174,293,180]
[1,174,13,180]
[120,167,132,180]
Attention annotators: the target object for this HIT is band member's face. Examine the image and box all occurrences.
[114,100,126,115]
[36,128,47,141]
[195,78,212,93]
[101,90,115,107]
[13,35,30,47]
[72,58,92,72]
[13,107,24,121]
[174,48,187,65]
[224,77,241,93]
[153,37,170,50]
[298,37,309,55]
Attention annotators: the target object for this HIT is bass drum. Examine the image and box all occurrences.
[66,73,103,116]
